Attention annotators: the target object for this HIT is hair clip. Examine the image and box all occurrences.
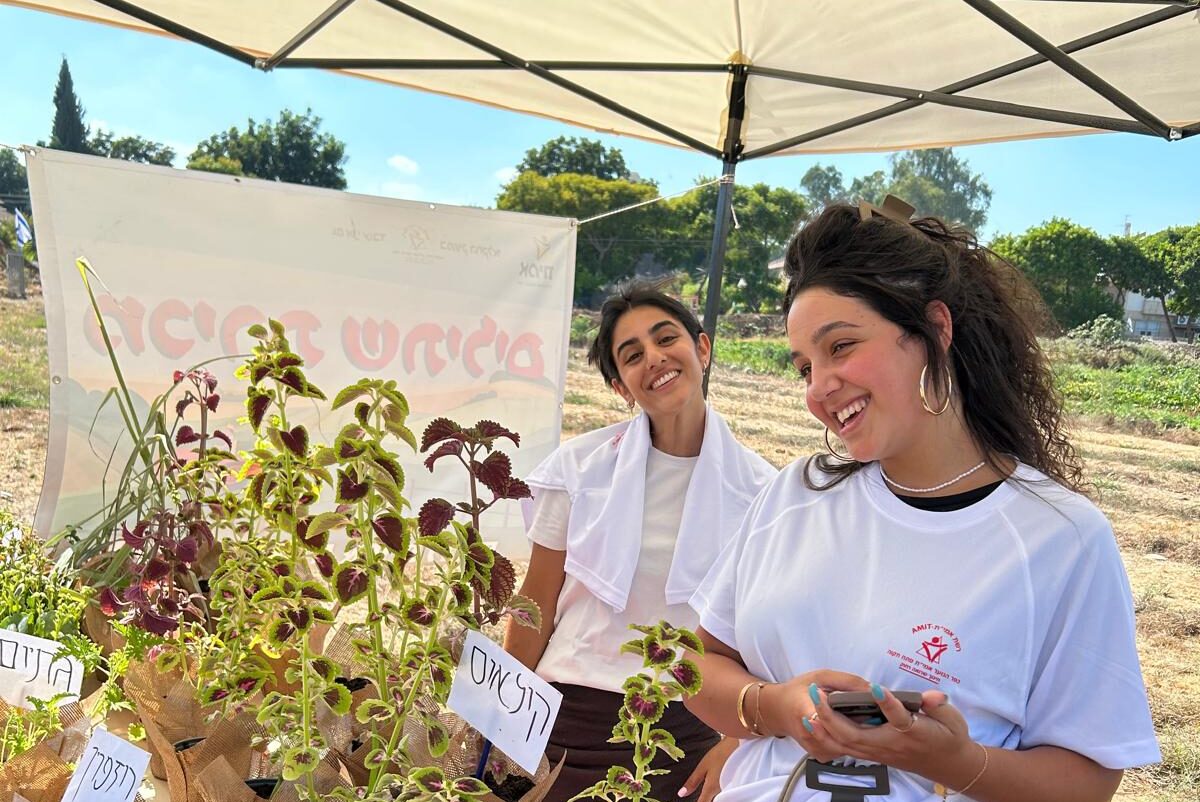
[858,194,916,225]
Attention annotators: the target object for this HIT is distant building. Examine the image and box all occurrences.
[1114,289,1199,343]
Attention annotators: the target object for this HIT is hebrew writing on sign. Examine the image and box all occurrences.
[0,628,83,709]
[63,727,151,802]
[446,629,562,775]
[26,148,576,555]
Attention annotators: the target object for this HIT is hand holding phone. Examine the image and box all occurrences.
[826,690,923,726]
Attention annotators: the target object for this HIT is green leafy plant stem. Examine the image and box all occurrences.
[300,627,317,797]
[362,406,392,709]
[274,387,317,797]
[368,580,451,793]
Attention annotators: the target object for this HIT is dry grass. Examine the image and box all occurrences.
[1,293,1198,800]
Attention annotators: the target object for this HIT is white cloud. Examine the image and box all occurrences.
[380,181,424,200]
[387,154,420,175]
[494,166,518,184]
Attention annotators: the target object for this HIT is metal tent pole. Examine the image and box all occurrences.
[701,64,748,397]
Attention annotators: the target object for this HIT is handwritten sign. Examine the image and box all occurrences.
[62,727,150,802]
[0,629,83,709]
[446,630,562,775]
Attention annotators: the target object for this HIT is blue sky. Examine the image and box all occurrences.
[2,4,1197,241]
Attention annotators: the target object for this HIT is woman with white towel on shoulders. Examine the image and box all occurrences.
[505,283,777,802]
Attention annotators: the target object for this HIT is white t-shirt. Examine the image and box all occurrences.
[691,460,1159,802]
[532,447,700,692]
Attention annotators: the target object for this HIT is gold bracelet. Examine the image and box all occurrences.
[935,743,989,799]
[735,682,756,734]
[751,682,767,736]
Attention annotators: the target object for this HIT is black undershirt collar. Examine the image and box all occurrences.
[893,480,1004,512]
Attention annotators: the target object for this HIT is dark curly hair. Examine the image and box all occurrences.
[783,203,1082,492]
[587,281,704,388]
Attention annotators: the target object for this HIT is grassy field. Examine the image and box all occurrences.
[2,294,1199,800]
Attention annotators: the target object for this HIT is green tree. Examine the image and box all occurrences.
[0,150,29,214]
[516,136,632,182]
[1105,235,1177,341]
[990,218,1121,330]
[800,165,846,210]
[664,181,807,313]
[801,148,992,232]
[497,171,667,303]
[887,149,992,232]
[1141,225,1200,320]
[89,131,176,166]
[48,58,91,154]
[188,109,348,189]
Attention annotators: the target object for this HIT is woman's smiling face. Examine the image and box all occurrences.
[610,305,710,418]
[786,287,931,464]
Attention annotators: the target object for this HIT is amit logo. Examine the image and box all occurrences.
[404,225,430,251]
[519,235,557,285]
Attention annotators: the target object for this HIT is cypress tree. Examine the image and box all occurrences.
[48,58,91,153]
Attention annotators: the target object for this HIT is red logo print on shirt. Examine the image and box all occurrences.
[884,623,963,686]
[919,636,950,664]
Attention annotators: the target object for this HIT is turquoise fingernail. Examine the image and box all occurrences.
[808,683,821,707]
[802,716,815,733]
[870,683,885,701]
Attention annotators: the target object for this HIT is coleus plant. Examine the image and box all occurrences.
[97,367,232,643]
[192,318,542,800]
[571,623,704,802]
[333,417,542,801]
[198,320,340,791]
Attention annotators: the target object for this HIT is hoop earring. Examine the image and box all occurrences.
[627,398,636,414]
[919,363,953,416]
[823,427,851,461]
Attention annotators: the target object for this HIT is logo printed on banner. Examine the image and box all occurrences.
[519,236,558,286]
[404,225,430,250]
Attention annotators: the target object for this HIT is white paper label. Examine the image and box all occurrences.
[446,630,562,775]
[0,628,84,709]
[62,727,150,802]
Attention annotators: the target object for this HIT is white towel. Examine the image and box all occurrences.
[524,405,777,612]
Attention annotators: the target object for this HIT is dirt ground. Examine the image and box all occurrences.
[1,345,1197,799]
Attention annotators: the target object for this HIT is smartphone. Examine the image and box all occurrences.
[826,690,923,726]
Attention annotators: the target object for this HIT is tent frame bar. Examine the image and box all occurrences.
[370,0,721,158]
[747,65,1156,136]
[90,0,257,66]
[258,0,359,71]
[278,59,734,73]
[963,0,1173,138]
[743,3,1195,158]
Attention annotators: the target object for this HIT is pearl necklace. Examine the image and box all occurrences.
[880,461,987,494]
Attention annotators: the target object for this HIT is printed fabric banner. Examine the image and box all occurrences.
[27,148,576,555]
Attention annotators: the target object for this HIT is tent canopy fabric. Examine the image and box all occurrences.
[7,0,1200,162]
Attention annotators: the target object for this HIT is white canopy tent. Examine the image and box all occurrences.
[8,0,1200,354]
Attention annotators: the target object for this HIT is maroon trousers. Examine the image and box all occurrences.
[542,683,721,802]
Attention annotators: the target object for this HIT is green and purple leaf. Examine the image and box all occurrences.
[334,562,370,605]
